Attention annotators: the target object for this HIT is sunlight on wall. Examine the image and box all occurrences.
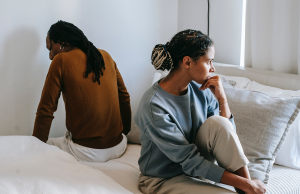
[240,0,247,67]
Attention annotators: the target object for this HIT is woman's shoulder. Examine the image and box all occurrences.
[140,85,161,106]
[135,85,174,127]
[139,83,180,117]
[135,86,158,119]
[137,84,167,111]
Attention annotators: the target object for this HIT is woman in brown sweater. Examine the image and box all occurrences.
[33,20,131,162]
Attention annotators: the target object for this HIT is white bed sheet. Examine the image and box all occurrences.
[85,144,300,194]
[0,136,132,194]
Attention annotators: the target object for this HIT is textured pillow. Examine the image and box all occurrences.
[126,119,141,144]
[223,83,300,183]
[247,81,300,170]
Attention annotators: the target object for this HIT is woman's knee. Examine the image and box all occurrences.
[202,115,235,135]
[196,116,236,149]
[196,116,233,147]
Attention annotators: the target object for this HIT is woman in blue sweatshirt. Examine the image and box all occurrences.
[134,30,266,194]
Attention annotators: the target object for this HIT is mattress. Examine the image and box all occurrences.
[267,165,300,194]
[83,144,300,194]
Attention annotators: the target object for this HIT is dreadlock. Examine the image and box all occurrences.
[48,20,105,84]
[151,29,213,71]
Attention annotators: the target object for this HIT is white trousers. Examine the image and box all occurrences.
[47,131,127,163]
[139,115,249,194]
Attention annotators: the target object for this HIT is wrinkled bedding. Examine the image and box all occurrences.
[0,136,132,194]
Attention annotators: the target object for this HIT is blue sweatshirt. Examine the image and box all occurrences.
[134,80,236,183]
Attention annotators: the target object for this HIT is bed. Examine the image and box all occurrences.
[1,63,300,194]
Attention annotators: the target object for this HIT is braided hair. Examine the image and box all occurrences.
[151,29,213,71]
[48,20,105,84]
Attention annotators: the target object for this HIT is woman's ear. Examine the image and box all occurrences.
[182,56,192,69]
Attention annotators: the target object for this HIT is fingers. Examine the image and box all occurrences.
[199,76,220,91]
[257,180,266,193]
[251,180,266,194]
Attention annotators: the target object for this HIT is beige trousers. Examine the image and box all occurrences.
[47,131,127,163]
[139,115,249,194]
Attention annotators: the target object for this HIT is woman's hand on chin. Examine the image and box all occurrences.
[199,75,226,101]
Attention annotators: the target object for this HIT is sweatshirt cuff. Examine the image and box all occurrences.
[205,163,225,183]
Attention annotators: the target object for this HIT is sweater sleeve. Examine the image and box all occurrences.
[32,55,63,142]
[206,90,236,130]
[144,106,225,183]
[115,63,131,135]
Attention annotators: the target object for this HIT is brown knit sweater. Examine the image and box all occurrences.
[33,49,131,149]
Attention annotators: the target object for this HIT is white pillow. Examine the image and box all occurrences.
[275,113,300,170]
[152,71,168,85]
[247,81,300,170]
[211,73,252,89]
[248,81,300,97]
[152,72,162,86]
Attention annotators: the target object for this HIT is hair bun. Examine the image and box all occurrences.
[151,44,173,71]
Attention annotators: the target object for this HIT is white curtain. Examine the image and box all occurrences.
[245,0,300,75]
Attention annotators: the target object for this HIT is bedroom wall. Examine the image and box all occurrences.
[0,0,178,138]
[178,0,245,66]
